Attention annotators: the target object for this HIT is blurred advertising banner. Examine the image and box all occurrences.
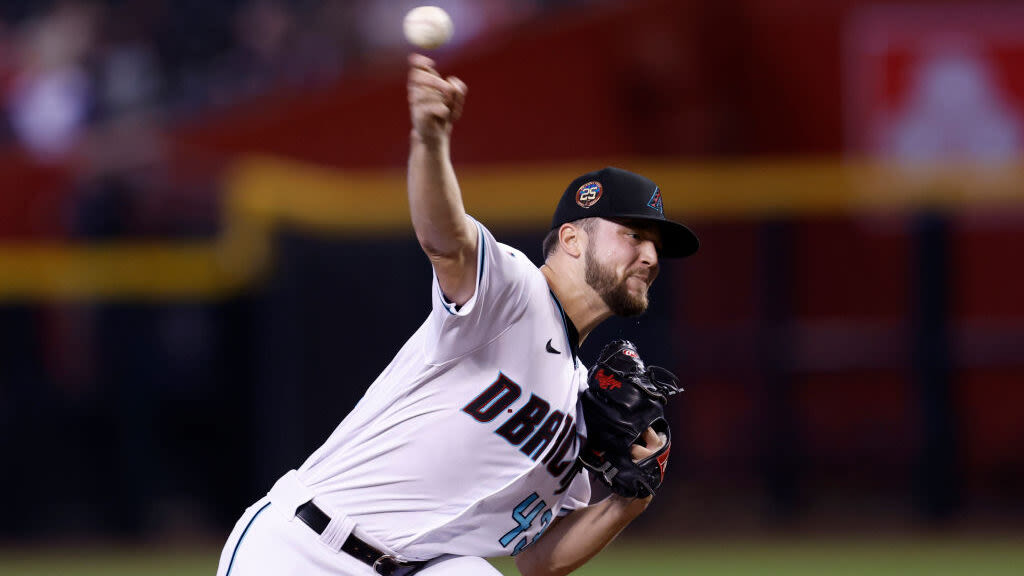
[846,5,1024,161]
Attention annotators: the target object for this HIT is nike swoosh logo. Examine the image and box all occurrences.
[546,339,561,355]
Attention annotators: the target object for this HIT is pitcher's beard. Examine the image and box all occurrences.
[584,248,649,317]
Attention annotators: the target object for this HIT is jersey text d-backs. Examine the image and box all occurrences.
[295,216,591,560]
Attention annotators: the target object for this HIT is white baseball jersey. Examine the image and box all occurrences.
[295,216,591,561]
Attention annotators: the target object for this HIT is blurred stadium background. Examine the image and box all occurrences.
[1,0,1023,574]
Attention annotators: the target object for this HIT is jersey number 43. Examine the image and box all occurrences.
[499,492,553,556]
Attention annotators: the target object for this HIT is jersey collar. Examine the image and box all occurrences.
[549,291,580,366]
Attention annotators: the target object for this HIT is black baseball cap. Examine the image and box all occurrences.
[551,167,699,258]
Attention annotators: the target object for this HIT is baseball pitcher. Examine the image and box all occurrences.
[216,53,699,576]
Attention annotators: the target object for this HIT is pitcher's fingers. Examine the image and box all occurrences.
[408,86,445,113]
[447,76,467,97]
[430,102,453,120]
[410,72,460,106]
[408,53,437,72]
[644,427,663,449]
[408,81,446,103]
[447,77,467,109]
[410,87,452,116]
[447,77,467,121]
[409,68,454,93]
[631,443,653,461]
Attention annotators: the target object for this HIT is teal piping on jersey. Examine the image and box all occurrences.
[225,501,271,576]
[477,220,486,283]
[436,283,456,315]
[436,220,487,315]
[549,291,580,368]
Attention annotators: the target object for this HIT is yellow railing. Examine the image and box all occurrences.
[1,156,1022,300]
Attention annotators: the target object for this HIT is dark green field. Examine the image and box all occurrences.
[2,536,1022,575]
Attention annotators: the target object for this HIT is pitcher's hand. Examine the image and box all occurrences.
[408,53,467,144]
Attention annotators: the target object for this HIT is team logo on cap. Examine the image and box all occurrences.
[576,181,603,208]
[648,187,664,214]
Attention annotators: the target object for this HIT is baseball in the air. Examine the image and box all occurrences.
[403,6,454,50]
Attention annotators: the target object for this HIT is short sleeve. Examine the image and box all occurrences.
[424,216,534,364]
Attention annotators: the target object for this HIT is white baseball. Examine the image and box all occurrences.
[403,6,454,50]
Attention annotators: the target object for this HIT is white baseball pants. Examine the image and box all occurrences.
[216,472,502,576]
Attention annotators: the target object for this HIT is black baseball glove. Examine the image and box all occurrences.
[578,340,682,498]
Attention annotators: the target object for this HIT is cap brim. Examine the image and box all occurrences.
[656,220,700,258]
[613,214,699,259]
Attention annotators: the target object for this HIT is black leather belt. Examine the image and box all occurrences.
[295,500,428,576]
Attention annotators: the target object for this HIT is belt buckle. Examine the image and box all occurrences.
[372,554,407,576]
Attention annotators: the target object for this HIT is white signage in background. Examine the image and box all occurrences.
[884,50,1021,162]
[845,5,1024,163]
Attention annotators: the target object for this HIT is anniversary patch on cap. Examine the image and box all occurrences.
[576,181,603,208]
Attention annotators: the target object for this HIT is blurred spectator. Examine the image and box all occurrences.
[172,0,351,112]
[180,0,298,109]
[70,110,219,239]
[71,112,169,237]
[5,1,99,160]
[92,0,163,121]
[289,0,360,80]
[0,0,564,149]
